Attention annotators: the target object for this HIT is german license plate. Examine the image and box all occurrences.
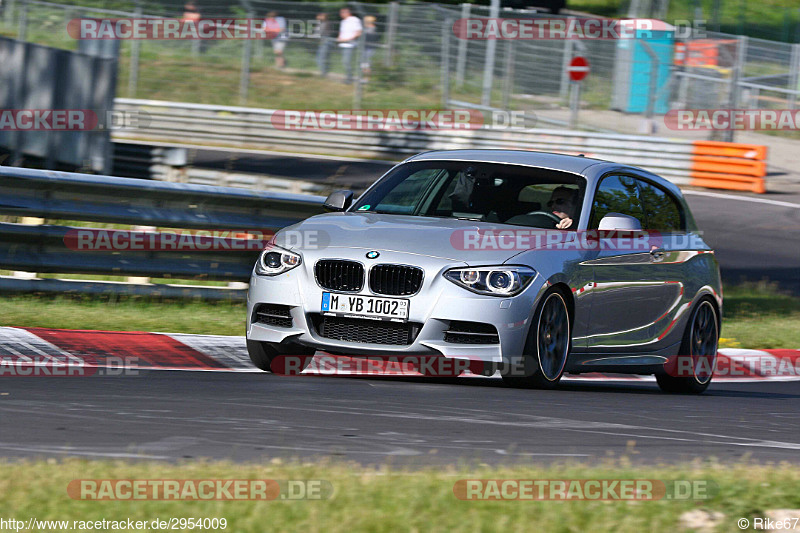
[321,292,409,321]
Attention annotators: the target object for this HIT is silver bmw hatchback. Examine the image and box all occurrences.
[246,150,722,393]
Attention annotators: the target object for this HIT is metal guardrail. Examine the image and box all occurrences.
[110,141,328,195]
[114,98,696,180]
[113,98,767,192]
[0,275,249,300]
[112,142,189,181]
[0,166,327,299]
[0,165,325,229]
[0,222,255,280]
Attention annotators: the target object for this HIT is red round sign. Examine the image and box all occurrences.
[568,56,590,82]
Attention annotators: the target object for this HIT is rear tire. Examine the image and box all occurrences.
[502,289,571,389]
[656,298,719,394]
[246,340,314,373]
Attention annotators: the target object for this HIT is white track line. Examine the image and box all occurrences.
[0,444,169,460]
[683,189,800,209]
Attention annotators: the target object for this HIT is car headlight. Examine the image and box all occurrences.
[255,246,302,276]
[444,266,536,296]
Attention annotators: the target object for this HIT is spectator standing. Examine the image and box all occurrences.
[182,2,205,54]
[263,11,288,69]
[182,1,200,23]
[315,12,335,77]
[360,15,379,81]
[337,7,362,84]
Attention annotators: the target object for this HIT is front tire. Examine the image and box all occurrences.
[502,289,571,389]
[656,298,719,394]
[246,340,314,373]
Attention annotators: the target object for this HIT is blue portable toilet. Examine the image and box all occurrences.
[611,20,675,114]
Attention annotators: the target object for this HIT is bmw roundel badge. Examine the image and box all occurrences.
[366,251,380,259]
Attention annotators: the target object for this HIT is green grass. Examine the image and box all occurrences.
[0,296,246,335]
[1,11,454,111]
[0,459,799,532]
[719,282,800,349]
[0,282,797,348]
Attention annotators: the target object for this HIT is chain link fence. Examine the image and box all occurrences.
[1,0,799,138]
[672,32,800,139]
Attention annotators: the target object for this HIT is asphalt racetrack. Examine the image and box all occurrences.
[1,372,799,465]
[1,150,798,466]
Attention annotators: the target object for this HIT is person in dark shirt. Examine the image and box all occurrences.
[315,12,334,76]
[360,15,380,81]
[548,186,578,229]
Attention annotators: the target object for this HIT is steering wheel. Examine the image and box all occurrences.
[524,210,563,228]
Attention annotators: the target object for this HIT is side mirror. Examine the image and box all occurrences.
[598,212,642,231]
[323,190,353,212]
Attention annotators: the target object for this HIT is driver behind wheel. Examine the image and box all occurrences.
[548,186,578,230]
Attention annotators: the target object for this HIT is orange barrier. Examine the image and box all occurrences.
[690,156,766,177]
[691,141,767,160]
[675,39,739,68]
[688,173,767,194]
[689,141,768,193]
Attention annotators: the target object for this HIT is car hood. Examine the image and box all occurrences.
[275,212,525,263]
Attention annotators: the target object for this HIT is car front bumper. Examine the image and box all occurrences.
[245,249,546,363]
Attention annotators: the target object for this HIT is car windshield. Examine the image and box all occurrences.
[350,160,586,229]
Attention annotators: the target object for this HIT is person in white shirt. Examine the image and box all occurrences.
[337,7,362,84]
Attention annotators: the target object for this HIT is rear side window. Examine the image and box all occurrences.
[589,175,645,229]
[637,180,684,232]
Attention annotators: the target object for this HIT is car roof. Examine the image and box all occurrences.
[405,149,607,174]
[403,149,683,197]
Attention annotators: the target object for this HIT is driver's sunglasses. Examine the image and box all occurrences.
[548,198,569,207]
